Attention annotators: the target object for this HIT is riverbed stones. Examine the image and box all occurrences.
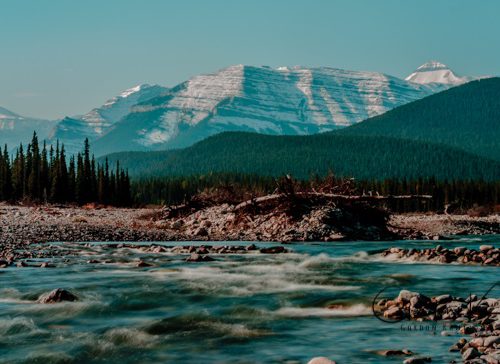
[480,245,494,252]
[484,336,500,347]
[381,245,499,266]
[37,288,78,303]
[382,290,500,364]
[384,306,404,319]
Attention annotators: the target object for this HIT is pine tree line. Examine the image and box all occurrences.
[0,132,131,206]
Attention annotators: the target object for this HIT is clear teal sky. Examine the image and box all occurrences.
[1,0,499,119]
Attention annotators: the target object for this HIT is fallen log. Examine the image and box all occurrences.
[233,193,432,211]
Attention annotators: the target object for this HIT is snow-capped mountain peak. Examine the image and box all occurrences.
[405,61,467,85]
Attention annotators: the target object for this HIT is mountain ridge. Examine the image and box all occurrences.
[90,63,453,156]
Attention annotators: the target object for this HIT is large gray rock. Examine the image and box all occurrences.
[484,335,500,347]
[37,288,78,304]
[462,347,480,361]
[397,290,419,304]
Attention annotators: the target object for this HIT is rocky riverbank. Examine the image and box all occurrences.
[381,245,500,266]
[1,204,499,248]
[377,290,500,363]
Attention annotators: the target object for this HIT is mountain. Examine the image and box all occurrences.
[90,64,454,156]
[0,106,58,149]
[103,132,500,181]
[405,61,469,85]
[49,84,169,154]
[337,77,500,161]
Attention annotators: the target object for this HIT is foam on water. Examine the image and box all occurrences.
[0,317,43,337]
[274,304,372,317]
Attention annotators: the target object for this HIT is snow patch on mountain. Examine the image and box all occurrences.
[405,61,469,85]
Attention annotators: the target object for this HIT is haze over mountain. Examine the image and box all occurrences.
[0,107,58,149]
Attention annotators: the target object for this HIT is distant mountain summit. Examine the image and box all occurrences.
[405,61,469,85]
[0,106,58,149]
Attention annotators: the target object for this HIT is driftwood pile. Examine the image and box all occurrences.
[160,176,431,241]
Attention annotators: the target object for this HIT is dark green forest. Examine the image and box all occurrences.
[105,132,500,181]
[0,133,131,206]
[337,77,500,161]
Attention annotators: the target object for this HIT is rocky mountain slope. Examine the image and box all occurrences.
[91,64,450,156]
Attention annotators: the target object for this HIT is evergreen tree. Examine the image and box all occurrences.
[27,132,41,200]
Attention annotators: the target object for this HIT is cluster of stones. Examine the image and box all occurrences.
[0,242,289,268]
[100,243,288,266]
[381,245,499,266]
[378,290,500,363]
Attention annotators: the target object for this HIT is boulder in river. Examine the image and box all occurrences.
[136,260,153,267]
[37,288,78,304]
[259,246,286,254]
[307,357,336,364]
[185,253,215,262]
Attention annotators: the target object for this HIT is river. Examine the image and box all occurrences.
[1,237,498,363]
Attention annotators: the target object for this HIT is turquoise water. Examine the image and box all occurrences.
[0,237,498,363]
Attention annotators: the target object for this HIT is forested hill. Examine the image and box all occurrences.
[336,77,500,161]
[103,132,500,181]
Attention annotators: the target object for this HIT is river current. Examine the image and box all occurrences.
[1,237,498,363]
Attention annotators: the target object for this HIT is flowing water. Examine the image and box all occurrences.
[1,237,499,364]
